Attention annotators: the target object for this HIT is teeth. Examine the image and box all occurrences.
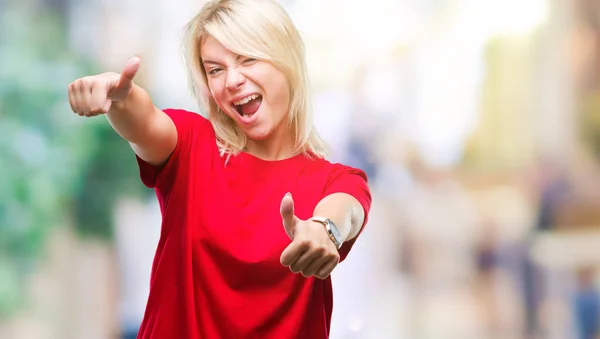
[233,94,259,106]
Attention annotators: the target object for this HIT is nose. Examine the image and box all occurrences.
[225,66,245,90]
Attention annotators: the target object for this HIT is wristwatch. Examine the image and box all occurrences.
[310,217,343,250]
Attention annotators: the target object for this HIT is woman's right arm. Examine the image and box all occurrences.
[68,56,176,166]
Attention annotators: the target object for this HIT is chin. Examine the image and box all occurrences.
[245,130,272,141]
[243,125,273,141]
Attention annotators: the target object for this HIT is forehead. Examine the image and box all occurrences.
[200,36,237,61]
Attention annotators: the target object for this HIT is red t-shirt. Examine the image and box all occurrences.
[135,109,371,339]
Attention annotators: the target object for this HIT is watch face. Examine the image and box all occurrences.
[327,219,342,241]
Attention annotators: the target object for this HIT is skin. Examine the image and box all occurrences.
[201,36,294,161]
[67,36,365,280]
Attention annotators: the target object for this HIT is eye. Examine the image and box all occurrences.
[208,67,223,75]
[242,58,257,65]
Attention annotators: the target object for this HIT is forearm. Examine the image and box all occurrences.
[106,84,176,165]
[312,193,365,243]
[106,84,161,144]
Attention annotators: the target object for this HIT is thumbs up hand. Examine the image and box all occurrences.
[68,56,141,117]
[279,193,340,279]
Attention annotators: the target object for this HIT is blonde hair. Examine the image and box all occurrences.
[183,0,328,159]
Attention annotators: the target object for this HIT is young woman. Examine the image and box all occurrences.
[67,0,371,338]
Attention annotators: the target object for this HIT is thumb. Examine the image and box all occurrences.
[280,192,296,239]
[117,56,141,88]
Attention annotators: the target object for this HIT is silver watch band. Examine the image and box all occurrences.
[310,217,342,250]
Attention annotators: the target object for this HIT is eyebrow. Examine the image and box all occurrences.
[202,55,246,66]
[202,59,220,65]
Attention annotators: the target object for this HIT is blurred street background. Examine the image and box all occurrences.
[3,0,600,338]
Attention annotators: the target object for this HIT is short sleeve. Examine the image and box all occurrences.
[323,165,372,261]
[136,108,211,193]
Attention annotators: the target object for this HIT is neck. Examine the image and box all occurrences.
[244,129,296,161]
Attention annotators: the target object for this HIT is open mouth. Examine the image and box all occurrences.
[233,94,262,118]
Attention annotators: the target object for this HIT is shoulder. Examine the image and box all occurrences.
[162,108,212,129]
[293,157,370,200]
[135,109,216,190]
[308,157,369,184]
[161,108,216,145]
[306,157,372,218]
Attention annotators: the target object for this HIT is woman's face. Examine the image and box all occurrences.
[201,36,291,143]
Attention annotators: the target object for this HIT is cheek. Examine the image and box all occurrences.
[263,78,289,108]
[253,66,290,110]
[275,73,291,107]
[208,82,227,108]
[274,82,290,112]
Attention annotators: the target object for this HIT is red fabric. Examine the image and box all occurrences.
[135,109,371,339]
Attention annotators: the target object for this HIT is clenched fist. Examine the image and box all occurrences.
[68,56,141,117]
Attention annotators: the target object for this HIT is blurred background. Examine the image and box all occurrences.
[2,0,600,338]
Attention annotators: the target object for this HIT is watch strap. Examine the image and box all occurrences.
[310,217,342,250]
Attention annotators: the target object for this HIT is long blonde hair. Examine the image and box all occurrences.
[183,0,328,158]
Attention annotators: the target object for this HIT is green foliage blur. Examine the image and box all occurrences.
[0,3,149,318]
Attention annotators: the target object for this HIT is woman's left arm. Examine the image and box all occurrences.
[312,192,365,242]
[279,192,366,279]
